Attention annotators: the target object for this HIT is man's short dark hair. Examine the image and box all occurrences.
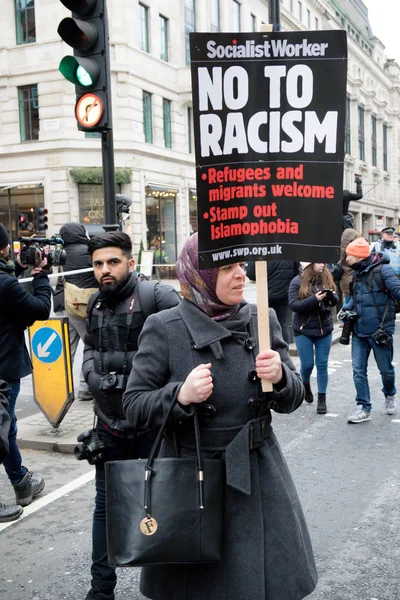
[88,232,132,258]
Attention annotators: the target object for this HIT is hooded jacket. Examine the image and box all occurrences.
[344,253,400,337]
[0,259,51,380]
[339,228,361,295]
[59,223,98,289]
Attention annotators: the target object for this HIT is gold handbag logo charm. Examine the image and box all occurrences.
[140,516,158,536]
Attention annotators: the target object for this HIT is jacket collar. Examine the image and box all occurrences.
[178,298,233,350]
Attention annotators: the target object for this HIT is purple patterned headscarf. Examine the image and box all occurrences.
[176,233,240,321]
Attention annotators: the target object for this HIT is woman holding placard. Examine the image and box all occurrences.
[123,233,317,600]
[289,262,338,414]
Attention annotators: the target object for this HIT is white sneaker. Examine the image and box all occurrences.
[385,395,397,416]
[347,406,372,423]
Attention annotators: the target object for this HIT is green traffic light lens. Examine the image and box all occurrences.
[76,65,93,87]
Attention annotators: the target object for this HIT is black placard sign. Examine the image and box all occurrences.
[190,31,348,268]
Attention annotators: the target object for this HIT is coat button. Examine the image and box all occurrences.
[248,397,260,410]
[244,338,255,351]
[248,369,258,382]
[200,404,217,418]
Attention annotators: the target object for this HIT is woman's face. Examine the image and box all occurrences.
[216,262,246,305]
[312,263,326,274]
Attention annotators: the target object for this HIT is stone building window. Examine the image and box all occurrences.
[160,15,169,61]
[15,0,36,45]
[143,91,153,144]
[18,84,39,142]
[163,99,172,148]
[358,104,365,161]
[185,0,196,66]
[139,3,149,52]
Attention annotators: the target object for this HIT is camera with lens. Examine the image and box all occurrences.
[100,372,125,391]
[19,235,67,268]
[339,310,358,345]
[74,429,107,465]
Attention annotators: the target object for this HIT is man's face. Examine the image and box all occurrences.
[382,232,394,242]
[92,246,135,294]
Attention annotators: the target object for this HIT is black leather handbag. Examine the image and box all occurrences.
[105,396,224,567]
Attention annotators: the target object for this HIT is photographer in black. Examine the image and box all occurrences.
[81,231,180,600]
[343,237,400,424]
[0,223,51,521]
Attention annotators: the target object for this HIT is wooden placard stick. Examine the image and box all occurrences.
[256,23,274,393]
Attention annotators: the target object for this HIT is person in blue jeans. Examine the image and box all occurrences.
[0,223,51,522]
[289,262,338,415]
[343,237,400,423]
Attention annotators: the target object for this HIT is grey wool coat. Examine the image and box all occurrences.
[123,300,318,600]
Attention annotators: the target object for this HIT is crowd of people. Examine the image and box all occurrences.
[1,212,400,599]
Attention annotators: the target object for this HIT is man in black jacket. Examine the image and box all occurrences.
[268,260,300,344]
[82,231,180,600]
[0,223,51,521]
[56,223,99,401]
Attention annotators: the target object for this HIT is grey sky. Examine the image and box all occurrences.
[363,0,400,63]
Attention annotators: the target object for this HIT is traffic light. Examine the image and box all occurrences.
[18,212,34,232]
[57,0,110,131]
[36,207,48,232]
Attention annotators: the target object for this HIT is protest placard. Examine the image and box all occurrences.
[190,30,348,269]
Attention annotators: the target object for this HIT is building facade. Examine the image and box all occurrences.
[0,0,399,260]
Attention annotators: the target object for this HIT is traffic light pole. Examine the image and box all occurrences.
[102,128,117,227]
[269,0,281,30]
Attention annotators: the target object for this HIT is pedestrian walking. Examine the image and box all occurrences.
[81,232,180,600]
[289,262,338,414]
[54,222,98,401]
[0,223,50,522]
[343,237,400,423]
[123,232,317,600]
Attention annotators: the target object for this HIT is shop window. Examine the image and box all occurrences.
[145,185,177,264]
[18,84,39,142]
[79,183,121,229]
[15,0,36,45]
[189,189,198,234]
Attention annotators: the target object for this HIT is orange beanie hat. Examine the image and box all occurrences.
[346,237,370,258]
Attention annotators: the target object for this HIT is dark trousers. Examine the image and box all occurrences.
[91,422,156,594]
[2,380,27,484]
[269,300,291,344]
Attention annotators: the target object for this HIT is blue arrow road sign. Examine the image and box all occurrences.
[32,327,63,364]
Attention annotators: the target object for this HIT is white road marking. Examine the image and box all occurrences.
[391,419,400,423]
[0,469,95,532]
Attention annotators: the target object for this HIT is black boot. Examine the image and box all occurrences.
[303,382,314,403]
[317,393,327,415]
[12,471,45,507]
[0,502,23,523]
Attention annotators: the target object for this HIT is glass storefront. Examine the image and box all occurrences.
[189,188,198,234]
[145,185,177,263]
[0,183,44,253]
[78,183,121,235]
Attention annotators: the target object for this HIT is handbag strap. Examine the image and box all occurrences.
[366,272,390,327]
[144,392,204,513]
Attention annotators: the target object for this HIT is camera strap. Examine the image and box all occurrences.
[366,272,390,328]
[98,292,138,379]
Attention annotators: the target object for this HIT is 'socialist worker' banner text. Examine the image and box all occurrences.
[190,31,348,268]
